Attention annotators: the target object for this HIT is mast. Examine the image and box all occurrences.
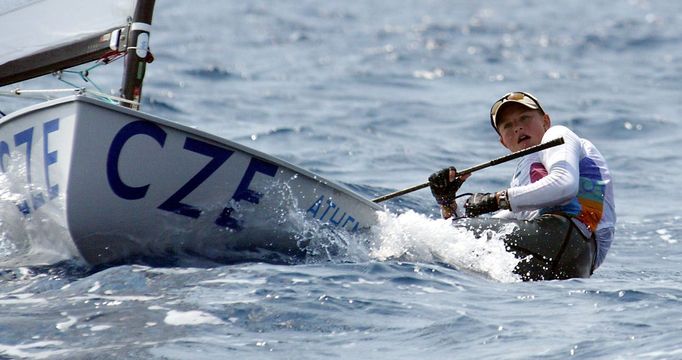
[120,0,156,110]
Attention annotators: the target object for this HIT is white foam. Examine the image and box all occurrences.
[0,171,81,265]
[56,314,78,331]
[0,297,46,305]
[290,278,310,284]
[0,340,71,359]
[198,278,266,285]
[370,210,521,283]
[3,291,36,298]
[164,310,224,326]
[87,281,101,293]
[656,228,677,244]
[141,267,203,275]
[90,325,111,332]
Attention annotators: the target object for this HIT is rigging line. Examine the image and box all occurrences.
[58,70,106,102]
[56,75,83,89]
[57,51,127,104]
[79,72,111,101]
[81,53,126,95]
[56,73,117,105]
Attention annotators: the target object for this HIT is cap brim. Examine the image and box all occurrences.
[492,100,540,129]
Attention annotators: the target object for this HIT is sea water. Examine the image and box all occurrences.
[0,1,681,358]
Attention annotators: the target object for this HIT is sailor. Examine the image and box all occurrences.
[429,91,616,274]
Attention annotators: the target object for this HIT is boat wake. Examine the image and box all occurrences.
[0,170,81,268]
[369,210,521,283]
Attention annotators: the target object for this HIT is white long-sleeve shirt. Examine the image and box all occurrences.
[494,125,616,268]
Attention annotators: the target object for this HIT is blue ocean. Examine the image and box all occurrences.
[1,1,681,358]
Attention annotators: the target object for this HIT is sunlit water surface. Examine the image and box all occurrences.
[0,1,680,359]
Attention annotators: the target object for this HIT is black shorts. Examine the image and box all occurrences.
[455,214,596,281]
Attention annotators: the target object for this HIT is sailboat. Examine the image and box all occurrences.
[0,0,382,265]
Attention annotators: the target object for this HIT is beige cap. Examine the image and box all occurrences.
[490,91,544,133]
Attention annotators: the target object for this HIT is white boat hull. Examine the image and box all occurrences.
[0,96,381,265]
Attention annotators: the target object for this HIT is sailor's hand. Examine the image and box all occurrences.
[464,192,499,217]
[428,166,467,218]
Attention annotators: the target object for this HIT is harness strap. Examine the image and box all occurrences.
[550,216,574,274]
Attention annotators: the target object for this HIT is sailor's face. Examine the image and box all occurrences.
[496,103,550,152]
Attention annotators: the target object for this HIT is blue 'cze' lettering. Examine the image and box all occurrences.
[43,119,59,200]
[14,128,33,183]
[107,121,280,227]
[0,141,9,173]
[107,120,167,200]
[7,120,62,215]
[215,158,278,230]
[158,137,234,218]
[13,128,34,214]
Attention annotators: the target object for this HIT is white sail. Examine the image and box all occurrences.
[0,0,138,85]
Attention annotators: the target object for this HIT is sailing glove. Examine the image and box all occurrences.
[428,167,464,212]
[464,192,499,217]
